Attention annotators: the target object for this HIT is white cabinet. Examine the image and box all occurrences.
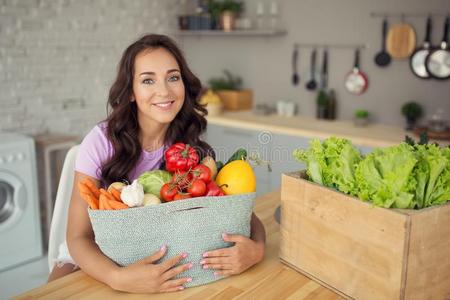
[269,133,310,190]
[204,124,272,196]
[204,123,374,193]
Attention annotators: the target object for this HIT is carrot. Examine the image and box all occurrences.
[84,178,101,199]
[109,188,122,202]
[100,188,116,203]
[99,194,114,210]
[85,194,99,210]
[99,195,105,210]
[78,182,93,197]
[108,199,128,210]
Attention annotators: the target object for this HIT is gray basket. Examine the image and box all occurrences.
[88,193,256,288]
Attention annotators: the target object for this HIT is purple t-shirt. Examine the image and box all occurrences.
[75,123,165,183]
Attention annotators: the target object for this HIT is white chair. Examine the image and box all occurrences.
[47,145,79,272]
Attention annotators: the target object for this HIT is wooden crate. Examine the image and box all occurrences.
[279,171,450,300]
[216,90,252,111]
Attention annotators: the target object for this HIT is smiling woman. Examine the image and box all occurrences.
[47,34,266,294]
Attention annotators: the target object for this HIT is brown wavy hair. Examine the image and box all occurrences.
[101,34,214,185]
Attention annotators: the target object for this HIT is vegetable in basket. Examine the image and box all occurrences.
[138,170,172,198]
[164,143,200,172]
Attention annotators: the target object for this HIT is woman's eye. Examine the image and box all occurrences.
[143,78,154,84]
[169,75,180,82]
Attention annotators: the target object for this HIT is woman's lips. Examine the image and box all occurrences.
[152,100,175,110]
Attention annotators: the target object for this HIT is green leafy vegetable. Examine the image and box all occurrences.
[293,137,362,195]
[137,170,172,199]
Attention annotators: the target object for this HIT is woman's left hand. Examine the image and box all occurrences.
[200,233,265,276]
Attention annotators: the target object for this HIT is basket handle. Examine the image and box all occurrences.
[167,206,205,214]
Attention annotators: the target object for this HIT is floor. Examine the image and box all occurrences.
[0,256,49,300]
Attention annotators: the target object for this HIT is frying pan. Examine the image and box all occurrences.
[410,17,433,79]
[425,17,450,80]
[345,49,369,95]
[374,18,392,67]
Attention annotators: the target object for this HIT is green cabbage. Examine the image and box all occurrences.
[137,170,172,198]
[293,137,362,195]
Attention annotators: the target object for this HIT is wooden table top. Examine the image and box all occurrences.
[15,191,342,300]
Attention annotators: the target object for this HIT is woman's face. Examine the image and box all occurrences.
[132,47,185,126]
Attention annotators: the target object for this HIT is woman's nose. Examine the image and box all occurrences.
[155,81,170,97]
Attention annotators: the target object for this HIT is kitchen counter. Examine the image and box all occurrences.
[15,191,342,300]
[207,111,449,148]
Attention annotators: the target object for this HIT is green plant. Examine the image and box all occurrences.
[316,90,329,107]
[354,109,369,119]
[208,0,242,14]
[401,102,423,120]
[208,70,243,90]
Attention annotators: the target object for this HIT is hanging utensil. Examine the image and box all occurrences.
[292,45,299,85]
[374,18,392,67]
[306,49,318,90]
[386,16,416,59]
[410,16,433,79]
[321,49,328,89]
[345,48,369,95]
[426,16,450,80]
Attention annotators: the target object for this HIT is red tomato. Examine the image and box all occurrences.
[187,179,207,197]
[160,183,178,202]
[173,193,191,201]
[171,170,193,190]
[191,164,211,183]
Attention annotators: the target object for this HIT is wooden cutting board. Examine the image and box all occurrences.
[386,23,416,59]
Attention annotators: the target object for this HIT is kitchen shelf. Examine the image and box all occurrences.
[175,29,287,37]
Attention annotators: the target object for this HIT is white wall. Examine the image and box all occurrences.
[0,0,181,136]
[179,0,450,126]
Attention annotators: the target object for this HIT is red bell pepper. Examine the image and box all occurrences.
[206,181,225,196]
[164,143,200,172]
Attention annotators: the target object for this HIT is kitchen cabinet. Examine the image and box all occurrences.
[269,133,310,190]
[205,123,375,194]
[204,124,272,195]
[176,29,287,37]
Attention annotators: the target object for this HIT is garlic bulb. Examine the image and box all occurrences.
[120,180,144,207]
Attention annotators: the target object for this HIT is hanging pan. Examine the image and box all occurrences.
[410,16,433,79]
[374,18,392,67]
[425,17,450,80]
[345,49,369,95]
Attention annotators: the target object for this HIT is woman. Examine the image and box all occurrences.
[48,34,265,294]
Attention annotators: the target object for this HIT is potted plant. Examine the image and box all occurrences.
[208,0,242,31]
[401,102,423,130]
[354,109,370,127]
[315,89,329,119]
[208,70,252,111]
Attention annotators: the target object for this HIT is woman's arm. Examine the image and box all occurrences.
[67,172,192,293]
[200,213,266,276]
[66,172,123,286]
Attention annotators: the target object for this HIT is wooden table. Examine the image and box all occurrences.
[15,191,342,300]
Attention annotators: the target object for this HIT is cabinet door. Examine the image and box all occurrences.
[270,133,310,190]
[204,124,272,196]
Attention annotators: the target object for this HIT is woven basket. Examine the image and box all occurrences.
[88,193,256,288]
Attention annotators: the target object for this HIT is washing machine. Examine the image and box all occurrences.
[0,133,43,272]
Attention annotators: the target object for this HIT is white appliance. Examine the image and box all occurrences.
[0,133,43,271]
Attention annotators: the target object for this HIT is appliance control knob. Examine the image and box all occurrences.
[0,157,4,164]
[7,154,14,162]
[17,153,25,161]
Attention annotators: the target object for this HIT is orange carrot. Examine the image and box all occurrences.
[78,182,93,197]
[84,178,101,198]
[109,188,122,202]
[100,188,116,203]
[85,194,99,210]
[108,199,128,210]
[99,195,105,210]
[99,194,113,210]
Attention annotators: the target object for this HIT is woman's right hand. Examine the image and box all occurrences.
[110,245,193,293]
